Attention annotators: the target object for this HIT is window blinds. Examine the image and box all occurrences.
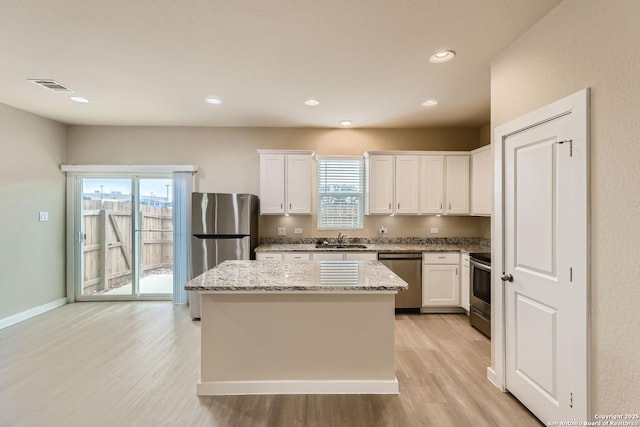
[317,157,364,230]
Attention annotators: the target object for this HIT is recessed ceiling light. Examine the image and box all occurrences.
[205,97,222,105]
[70,96,89,103]
[340,120,352,126]
[304,98,320,106]
[422,99,439,107]
[429,50,455,63]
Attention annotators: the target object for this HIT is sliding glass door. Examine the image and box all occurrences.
[137,178,173,297]
[76,175,173,300]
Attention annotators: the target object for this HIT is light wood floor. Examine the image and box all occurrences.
[0,302,542,427]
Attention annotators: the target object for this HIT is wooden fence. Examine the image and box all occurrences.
[82,200,173,294]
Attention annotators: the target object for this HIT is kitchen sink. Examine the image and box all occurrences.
[314,244,368,249]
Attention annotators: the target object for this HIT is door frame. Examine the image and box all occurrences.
[67,172,173,301]
[491,89,590,417]
[63,165,197,302]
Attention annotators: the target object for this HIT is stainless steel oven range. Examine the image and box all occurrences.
[469,252,491,338]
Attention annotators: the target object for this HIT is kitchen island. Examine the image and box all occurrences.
[185,260,408,396]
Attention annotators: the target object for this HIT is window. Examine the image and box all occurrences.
[317,156,364,230]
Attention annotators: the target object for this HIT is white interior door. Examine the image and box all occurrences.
[499,90,588,423]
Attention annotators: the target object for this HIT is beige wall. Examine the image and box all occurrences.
[67,126,489,239]
[479,123,491,147]
[0,103,67,320]
[491,0,640,414]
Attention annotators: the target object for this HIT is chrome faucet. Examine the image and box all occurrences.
[336,232,347,245]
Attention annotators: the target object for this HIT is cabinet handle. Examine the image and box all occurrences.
[440,202,443,209]
[456,267,458,275]
[449,202,451,210]
[397,203,400,209]
[388,203,391,209]
[289,203,292,209]
[281,203,283,209]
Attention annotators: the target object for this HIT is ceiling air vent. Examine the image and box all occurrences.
[28,79,74,92]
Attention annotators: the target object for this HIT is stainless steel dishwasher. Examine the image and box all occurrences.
[378,253,422,310]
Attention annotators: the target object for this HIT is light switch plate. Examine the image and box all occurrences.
[277,227,286,236]
[430,228,439,234]
[39,211,49,222]
[294,228,303,234]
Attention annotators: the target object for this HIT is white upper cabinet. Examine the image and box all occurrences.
[366,155,394,214]
[258,150,313,215]
[470,146,493,216]
[286,155,312,214]
[420,154,469,215]
[367,152,470,216]
[395,155,420,214]
[444,155,470,215]
[366,154,418,215]
[419,155,444,214]
[259,154,286,214]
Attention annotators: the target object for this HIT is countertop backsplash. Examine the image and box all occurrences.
[260,236,490,247]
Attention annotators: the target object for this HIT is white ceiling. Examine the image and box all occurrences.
[0,0,561,128]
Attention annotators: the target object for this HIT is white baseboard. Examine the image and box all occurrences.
[0,298,67,330]
[197,379,400,396]
[487,367,499,389]
[420,306,466,314]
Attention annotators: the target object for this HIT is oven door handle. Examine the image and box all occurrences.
[470,259,491,272]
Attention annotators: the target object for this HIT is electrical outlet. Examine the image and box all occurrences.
[378,226,388,234]
[277,227,286,236]
[430,228,439,234]
[39,212,49,222]
[294,228,303,234]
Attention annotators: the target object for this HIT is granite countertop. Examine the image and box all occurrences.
[185,260,409,292]
[255,242,490,254]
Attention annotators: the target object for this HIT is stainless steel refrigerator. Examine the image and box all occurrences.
[190,193,259,319]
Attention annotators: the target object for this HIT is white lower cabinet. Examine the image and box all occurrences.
[312,252,377,261]
[344,252,378,261]
[259,252,378,261]
[257,252,311,261]
[422,252,460,307]
[312,252,345,261]
[461,254,470,313]
[284,253,311,261]
[256,253,283,261]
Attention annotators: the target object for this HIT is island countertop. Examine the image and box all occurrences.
[185,260,409,292]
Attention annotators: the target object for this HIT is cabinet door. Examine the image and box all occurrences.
[286,154,312,215]
[471,147,493,216]
[461,255,470,313]
[283,252,311,261]
[344,252,377,261]
[256,253,283,261]
[259,154,285,214]
[312,252,345,260]
[419,155,444,214]
[444,155,470,215]
[367,155,394,214]
[422,264,460,306]
[395,155,420,214]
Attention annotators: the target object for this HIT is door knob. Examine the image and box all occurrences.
[501,273,514,282]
